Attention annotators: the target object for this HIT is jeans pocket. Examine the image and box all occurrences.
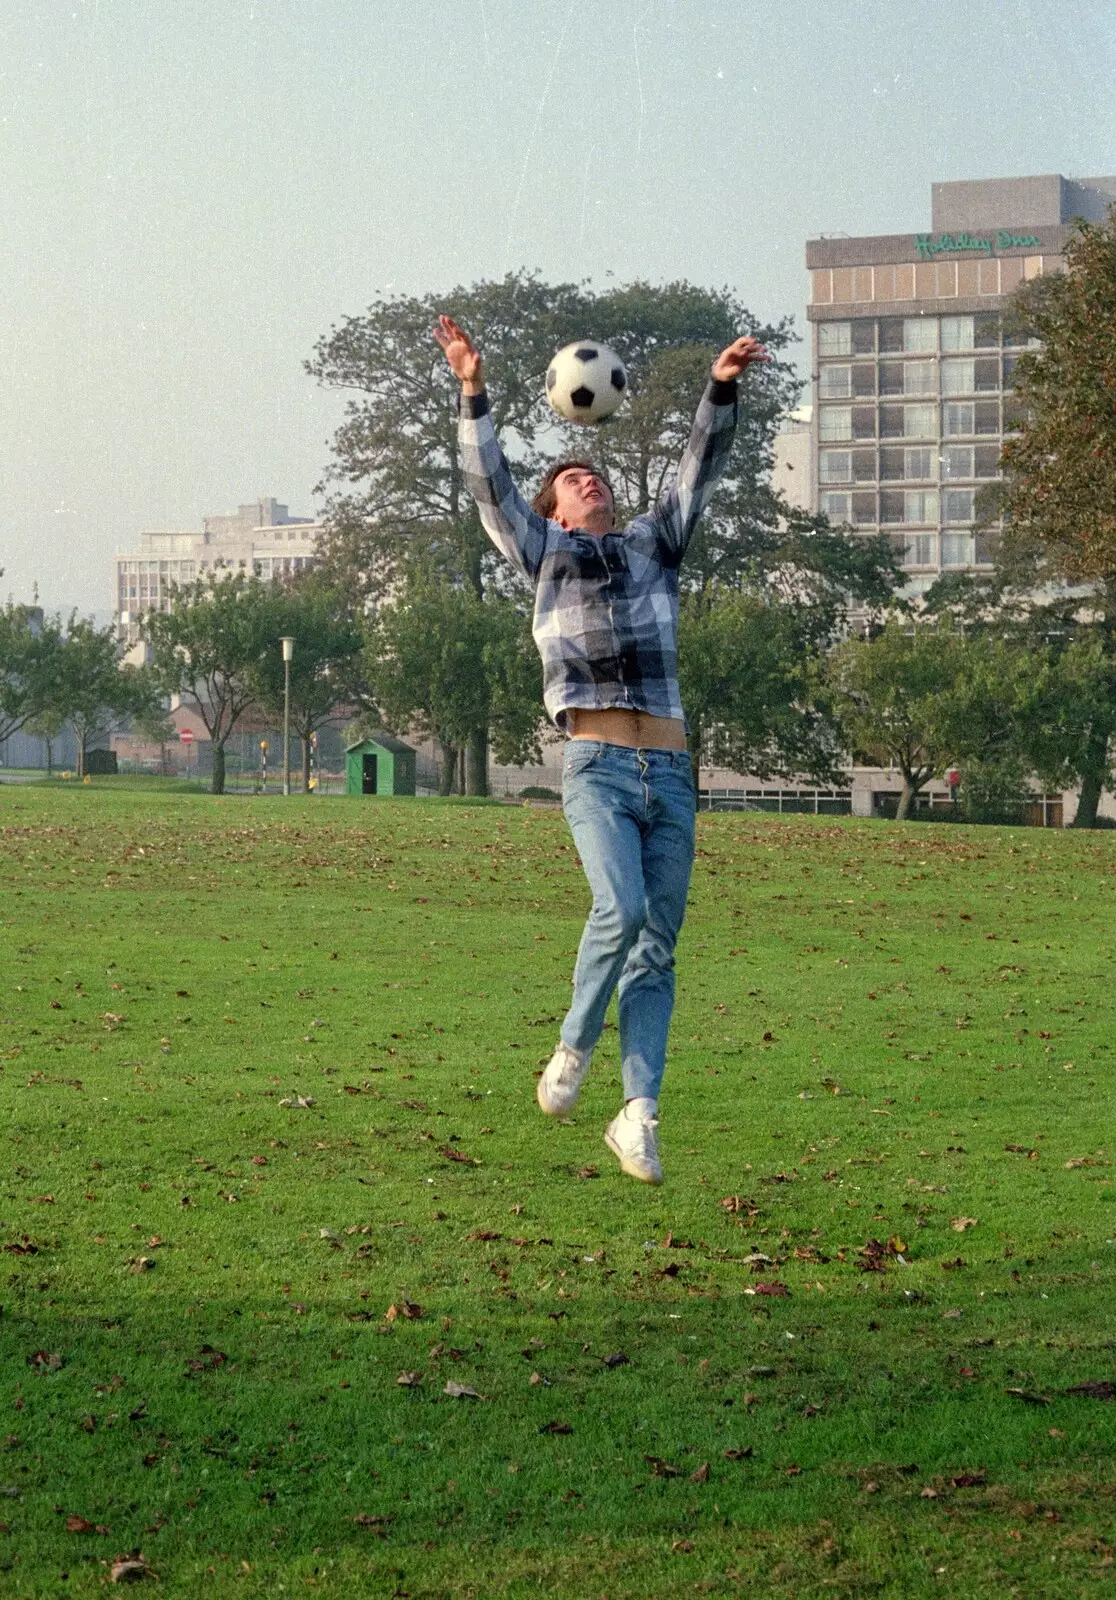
[563,742,601,778]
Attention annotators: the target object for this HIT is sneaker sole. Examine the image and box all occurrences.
[604,1128,663,1185]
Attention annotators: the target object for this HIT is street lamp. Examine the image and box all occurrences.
[280,636,295,797]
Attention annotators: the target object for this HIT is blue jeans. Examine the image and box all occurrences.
[559,741,696,1102]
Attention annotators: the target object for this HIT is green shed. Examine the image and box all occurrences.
[345,733,417,797]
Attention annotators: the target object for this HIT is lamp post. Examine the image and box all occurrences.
[281,636,295,797]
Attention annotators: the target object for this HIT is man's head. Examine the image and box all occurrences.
[533,458,615,535]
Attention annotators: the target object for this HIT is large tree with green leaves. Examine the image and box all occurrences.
[307,274,802,789]
[43,617,159,779]
[0,602,62,749]
[144,573,280,794]
[246,572,366,792]
[363,569,544,796]
[988,208,1116,824]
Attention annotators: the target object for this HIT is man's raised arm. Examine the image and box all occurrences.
[652,334,770,564]
[434,314,549,583]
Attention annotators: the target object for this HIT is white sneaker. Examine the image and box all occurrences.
[604,1104,663,1184]
[536,1041,592,1116]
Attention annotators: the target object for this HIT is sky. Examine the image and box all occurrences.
[1,0,1114,618]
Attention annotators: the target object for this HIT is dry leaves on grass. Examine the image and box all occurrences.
[644,1455,681,1477]
[396,1371,423,1388]
[353,1513,393,1534]
[384,1297,424,1323]
[1065,1381,1116,1400]
[439,1145,481,1167]
[278,1095,315,1109]
[744,1282,790,1297]
[1006,1387,1051,1405]
[444,1381,482,1400]
[27,1351,62,1372]
[184,1346,227,1375]
[951,1217,978,1232]
[110,1555,153,1583]
[65,1515,109,1534]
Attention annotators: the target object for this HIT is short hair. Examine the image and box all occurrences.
[532,458,614,521]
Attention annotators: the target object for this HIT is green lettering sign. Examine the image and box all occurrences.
[913,230,1041,260]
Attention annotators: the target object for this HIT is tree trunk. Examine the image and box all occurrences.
[895,775,918,821]
[45,738,53,778]
[76,737,86,780]
[465,728,488,797]
[1072,768,1104,828]
[211,741,226,795]
[436,738,457,796]
[302,737,312,792]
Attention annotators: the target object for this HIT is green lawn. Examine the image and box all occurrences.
[1,785,1114,1598]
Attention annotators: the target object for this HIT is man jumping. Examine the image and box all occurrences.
[434,313,768,1183]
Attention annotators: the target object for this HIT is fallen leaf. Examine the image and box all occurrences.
[689,1462,710,1483]
[29,1195,55,1205]
[751,1282,790,1297]
[278,1095,315,1109]
[576,1165,599,1180]
[27,1351,63,1372]
[66,1515,102,1533]
[538,1419,573,1434]
[1064,1381,1116,1400]
[644,1455,681,1477]
[443,1381,481,1399]
[1065,1157,1098,1170]
[396,1371,423,1388]
[528,1371,549,1386]
[920,1486,939,1499]
[352,1513,393,1533]
[439,1145,481,1166]
[602,1352,630,1368]
[723,1446,753,1461]
[385,1297,424,1323]
[1006,1387,1051,1405]
[671,1539,694,1553]
[465,1229,502,1242]
[951,1217,978,1232]
[128,1257,157,1274]
[110,1556,152,1583]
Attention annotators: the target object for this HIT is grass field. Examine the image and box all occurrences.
[1,783,1114,1598]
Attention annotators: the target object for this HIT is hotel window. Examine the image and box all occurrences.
[943,402,975,437]
[942,359,975,396]
[819,407,852,442]
[818,322,852,357]
[904,447,934,479]
[941,316,975,352]
[903,317,937,353]
[943,488,976,523]
[903,404,936,438]
[975,444,1001,477]
[821,492,852,522]
[903,361,936,395]
[819,450,852,484]
[819,365,852,399]
[942,445,974,479]
[904,489,939,523]
[941,533,975,567]
[898,533,936,568]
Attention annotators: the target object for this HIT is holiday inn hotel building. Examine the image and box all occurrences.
[806,173,1116,594]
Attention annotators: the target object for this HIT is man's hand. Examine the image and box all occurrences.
[434,314,484,393]
[711,335,770,383]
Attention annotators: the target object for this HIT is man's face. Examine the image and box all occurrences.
[550,467,614,533]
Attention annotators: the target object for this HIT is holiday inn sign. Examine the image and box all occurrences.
[913,230,1041,260]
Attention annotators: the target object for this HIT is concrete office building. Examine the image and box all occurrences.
[114,496,321,645]
[806,173,1116,595]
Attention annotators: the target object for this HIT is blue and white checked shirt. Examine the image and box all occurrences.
[459,379,739,728]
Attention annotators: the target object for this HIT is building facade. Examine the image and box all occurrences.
[114,496,321,644]
[806,173,1116,595]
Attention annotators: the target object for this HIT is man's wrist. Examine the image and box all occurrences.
[462,373,485,396]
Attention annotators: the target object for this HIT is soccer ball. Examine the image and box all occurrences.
[545,341,627,424]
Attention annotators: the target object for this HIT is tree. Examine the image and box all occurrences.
[307,275,806,790]
[246,572,366,791]
[992,208,1116,824]
[43,618,158,779]
[0,603,61,749]
[144,573,278,795]
[827,623,978,820]
[363,569,544,795]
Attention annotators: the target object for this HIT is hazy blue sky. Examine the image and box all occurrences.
[2,0,1113,615]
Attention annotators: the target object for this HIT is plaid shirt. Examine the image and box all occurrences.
[459,379,739,728]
